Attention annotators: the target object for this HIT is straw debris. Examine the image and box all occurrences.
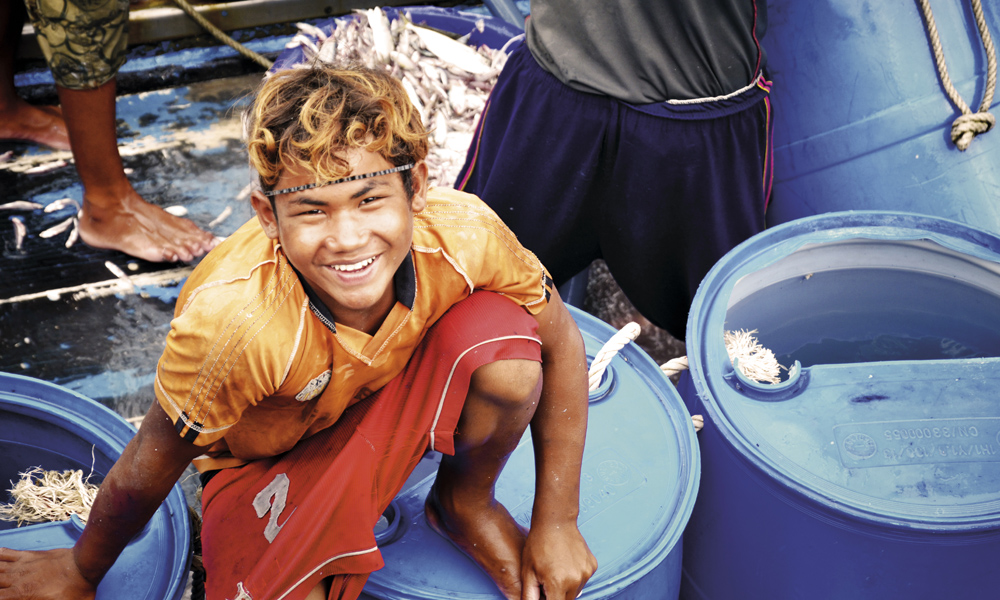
[725,329,783,384]
[0,468,99,526]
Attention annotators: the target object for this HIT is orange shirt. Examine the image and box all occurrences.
[155,188,552,471]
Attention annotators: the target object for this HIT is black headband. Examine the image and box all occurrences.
[262,163,415,197]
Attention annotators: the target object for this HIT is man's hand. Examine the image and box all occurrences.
[520,521,597,600]
[0,547,97,600]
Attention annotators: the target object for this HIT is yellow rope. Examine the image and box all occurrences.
[916,0,997,150]
[170,0,274,70]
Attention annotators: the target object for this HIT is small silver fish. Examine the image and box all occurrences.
[0,201,44,211]
[105,260,133,286]
[9,216,26,251]
[64,219,79,248]
[296,22,328,43]
[208,206,233,228]
[236,183,253,201]
[23,159,68,174]
[44,198,80,213]
[39,216,75,238]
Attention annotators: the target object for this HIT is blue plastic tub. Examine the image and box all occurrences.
[680,212,1000,599]
[360,306,700,599]
[0,373,191,600]
[764,0,1000,233]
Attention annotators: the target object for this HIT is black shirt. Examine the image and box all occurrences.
[526,0,767,103]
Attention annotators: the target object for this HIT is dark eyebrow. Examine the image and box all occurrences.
[284,177,393,205]
[350,179,392,199]
[287,196,328,207]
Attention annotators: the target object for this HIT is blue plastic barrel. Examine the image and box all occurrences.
[680,211,1000,599]
[764,1,1000,232]
[0,373,191,600]
[359,306,699,599]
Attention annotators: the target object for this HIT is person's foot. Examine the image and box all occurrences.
[78,188,218,262]
[425,483,526,600]
[0,99,71,150]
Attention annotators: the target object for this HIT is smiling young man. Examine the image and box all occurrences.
[0,66,596,600]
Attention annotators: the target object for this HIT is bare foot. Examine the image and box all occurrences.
[425,483,526,600]
[0,99,71,150]
[78,188,218,262]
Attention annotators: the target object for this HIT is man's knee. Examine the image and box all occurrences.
[470,358,542,409]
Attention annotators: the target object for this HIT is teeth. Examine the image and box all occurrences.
[332,257,375,272]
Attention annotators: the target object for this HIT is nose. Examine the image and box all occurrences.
[324,211,368,253]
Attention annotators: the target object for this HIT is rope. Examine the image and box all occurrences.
[189,506,206,600]
[170,0,274,70]
[916,0,997,150]
[659,356,689,379]
[587,322,704,432]
[588,322,641,391]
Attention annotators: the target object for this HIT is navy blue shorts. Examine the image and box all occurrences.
[457,40,774,339]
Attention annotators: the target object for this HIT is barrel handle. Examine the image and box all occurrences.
[587,322,640,391]
[587,322,706,432]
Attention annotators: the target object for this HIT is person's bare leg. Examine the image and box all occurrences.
[0,0,70,149]
[304,577,330,600]
[425,358,542,600]
[57,79,218,262]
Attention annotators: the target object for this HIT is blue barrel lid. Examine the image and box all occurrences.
[687,211,1000,532]
[0,373,191,600]
[364,306,700,599]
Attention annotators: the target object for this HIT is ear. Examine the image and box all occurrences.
[251,190,280,239]
[410,161,429,213]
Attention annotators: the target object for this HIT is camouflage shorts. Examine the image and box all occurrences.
[23,0,129,90]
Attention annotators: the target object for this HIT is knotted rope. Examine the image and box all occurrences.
[916,0,997,150]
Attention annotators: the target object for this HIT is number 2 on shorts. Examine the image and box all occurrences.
[252,473,295,543]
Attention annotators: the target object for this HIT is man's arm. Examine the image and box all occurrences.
[522,289,598,600]
[0,401,205,599]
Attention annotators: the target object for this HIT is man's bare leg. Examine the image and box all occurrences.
[426,358,543,600]
[0,0,70,150]
[57,79,218,262]
[305,577,331,600]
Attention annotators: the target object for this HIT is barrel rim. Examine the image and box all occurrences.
[686,210,1000,531]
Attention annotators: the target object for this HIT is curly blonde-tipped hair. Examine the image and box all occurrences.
[245,64,429,195]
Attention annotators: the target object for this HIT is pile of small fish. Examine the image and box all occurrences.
[284,8,514,187]
[2,198,80,253]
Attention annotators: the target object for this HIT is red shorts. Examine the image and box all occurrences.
[200,291,542,600]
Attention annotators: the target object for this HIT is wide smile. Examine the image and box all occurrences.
[324,254,382,284]
[331,256,376,272]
